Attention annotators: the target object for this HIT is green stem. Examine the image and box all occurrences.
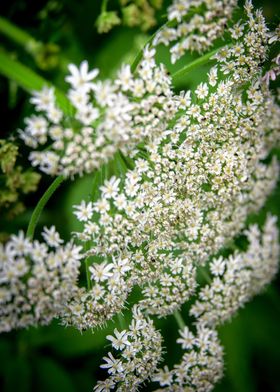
[172,44,230,81]
[26,175,65,240]
[85,256,92,289]
[130,19,175,73]
[0,51,71,113]
[173,310,186,330]
[117,313,126,330]
[101,0,109,13]
[200,268,212,284]
[0,16,35,48]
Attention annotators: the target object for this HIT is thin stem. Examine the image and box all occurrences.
[130,19,175,73]
[101,0,109,13]
[0,51,71,113]
[85,256,92,289]
[26,175,65,240]
[0,16,34,47]
[172,44,230,81]
[173,310,186,330]
[200,268,212,284]
[117,313,126,330]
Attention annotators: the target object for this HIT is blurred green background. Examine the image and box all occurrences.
[0,0,280,391]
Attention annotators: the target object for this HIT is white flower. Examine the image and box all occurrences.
[42,226,63,247]
[114,194,127,210]
[106,328,131,350]
[8,231,31,256]
[100,352,123,374]
[73,201,93,222]
[89,262,113,282]
[30,87,55,111]
[75,104,100,125]
[94,379,115,392]
[195,82,209,99]
[66,61,99,91]
[116,65,133,91]
[210,257,225,276]
[176,326,195,350]
[94,199,110,214]
[112,258,131,276]
[100,176,120,199]
[25,116,48,138]
[153,366,173,386]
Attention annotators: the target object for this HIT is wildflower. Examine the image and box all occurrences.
[66,61,99,92]
[106,328,131,350]
[42,226,63,247]
[73,201,93,222]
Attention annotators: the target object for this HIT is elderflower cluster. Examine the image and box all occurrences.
[191,215,280,328]
[0,228,82,332]
[20,48,177,177]
[95,306,162,392]
[153,326,223,391]
[153,0,237,63]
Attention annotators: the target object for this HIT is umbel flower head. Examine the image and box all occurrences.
[0,227,82,332]
[20,47,177,177]
[1,1,280,391]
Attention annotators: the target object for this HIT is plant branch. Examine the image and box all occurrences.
[171,45,227,81]
[0,51,71,113]
[26,175,65,240]
[174,310,186,330]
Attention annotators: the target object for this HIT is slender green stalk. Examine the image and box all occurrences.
[85,256,92,289]
[26,175,65,239]
[174,310,186,330]
[117,313,126,330]
[101,0,109,13]
[0,51,71,113]
[200,268,212,284]
[172,45,227,81]
[130,19,175,73]
[0,16,34,48]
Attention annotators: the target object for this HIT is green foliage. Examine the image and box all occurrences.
[0,140,40,236]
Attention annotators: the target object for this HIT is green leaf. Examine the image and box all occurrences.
[0,51,71,114]
[218,313,256,392]
[35,357,75,392]
[20,321,113,357]
[3,356,31,392]
[0,16,33,47]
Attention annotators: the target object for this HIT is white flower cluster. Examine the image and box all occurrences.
[191,215,280,328]
[154,326,223,392]
[61,256,133,330]
[74,4,280,322]
[153,0,237,63]
[0,227,82,333]
[95,306,162,392]
[20,48,177,177]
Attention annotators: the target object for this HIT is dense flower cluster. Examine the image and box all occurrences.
[95,306,162,392]
[153,0,237,63]
[74,3,280,322]
[154,326,223,391]
[1,1,280,391]
[20,48,177,177]
[191,215,280,328]
[0,227,82,332]
[61,256,134,330]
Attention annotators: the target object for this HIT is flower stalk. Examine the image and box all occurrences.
[26,175,65,240]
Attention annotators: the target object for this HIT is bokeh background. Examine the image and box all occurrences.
[0,1,280,391]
